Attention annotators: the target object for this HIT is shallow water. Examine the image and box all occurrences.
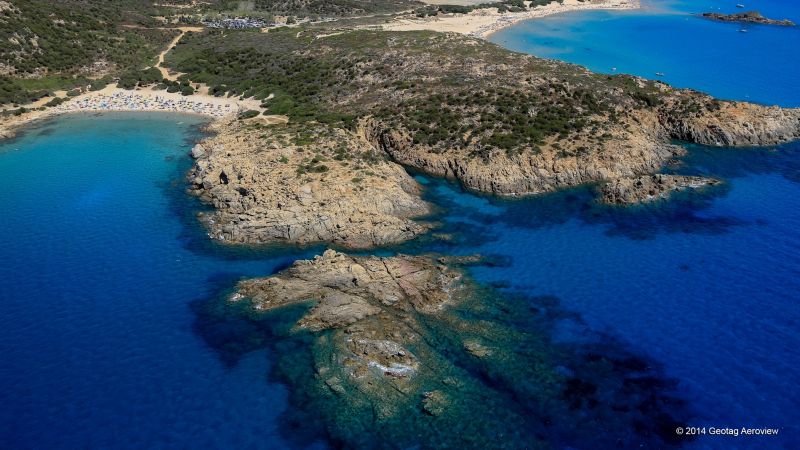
[2,1,800,447]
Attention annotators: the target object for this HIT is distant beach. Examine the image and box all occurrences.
[384,0,640,38]
[0,85,263,140]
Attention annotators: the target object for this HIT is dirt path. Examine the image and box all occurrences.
[155,26,203,81]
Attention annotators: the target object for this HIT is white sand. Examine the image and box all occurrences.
[50,85,262,118]
[0,84,265,139]
[384,0,640,38]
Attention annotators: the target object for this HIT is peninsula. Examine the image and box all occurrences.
[3,0,800,248]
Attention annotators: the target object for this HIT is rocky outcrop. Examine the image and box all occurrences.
[184,30,800,245]
[600,174,721,205]
[659,101,800,147]
[209,250,696,447]
[701,11,796,27]
[367,116,686,196]
[189,119,431,248]
[367,97,800,197]
[232,250,464,412]
[236,250,461,322]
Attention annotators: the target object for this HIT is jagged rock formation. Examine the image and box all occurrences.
[701,11,796,27]
[236,248,459,324]
[189,119,430,248]
[600,174,721,205]
[233,249,463,409]
[658,101,800,147]
[366,114,686,196]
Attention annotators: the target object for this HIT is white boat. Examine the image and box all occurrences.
[736,4,745,8]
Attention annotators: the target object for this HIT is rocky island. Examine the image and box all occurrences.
[204,249,692,448]
[700,11,796,27]
[600,174,722,205]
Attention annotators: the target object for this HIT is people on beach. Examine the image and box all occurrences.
[54,91,237,118]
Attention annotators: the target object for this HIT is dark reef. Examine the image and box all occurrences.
[193,252,696,449]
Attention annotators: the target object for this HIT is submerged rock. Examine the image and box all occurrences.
[205,250,696,449]
[600,174,721,205]
[421,390,449,416]
[235,250,462,401]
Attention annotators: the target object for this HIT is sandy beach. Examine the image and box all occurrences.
[0,85,264,140]
[385,0,640,38]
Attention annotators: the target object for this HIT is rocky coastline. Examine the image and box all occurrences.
[188,118,431,248]
[187,75,800,248]
[367,96,799,198]
[700,11,796,27]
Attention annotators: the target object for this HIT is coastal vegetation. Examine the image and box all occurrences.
[0,0,177,105]
[166,26,694,160]
[212,0,422,18]
[414,0,555,17]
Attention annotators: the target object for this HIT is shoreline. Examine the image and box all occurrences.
[385,0,640,38]
[0,85,263,140]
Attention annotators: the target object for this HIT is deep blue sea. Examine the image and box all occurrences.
[1,1,800,448]
[0,114,321,449]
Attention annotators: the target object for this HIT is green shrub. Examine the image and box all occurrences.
[238,109,260,120]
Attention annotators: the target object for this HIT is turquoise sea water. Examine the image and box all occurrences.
[2,1,800,448]
[0,114,320,449]
[490,0,800,107]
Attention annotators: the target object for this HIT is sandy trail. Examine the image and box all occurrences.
[156,26,204,81]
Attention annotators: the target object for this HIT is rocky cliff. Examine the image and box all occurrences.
[189,118,431,248]
[177,30,800,247]
[658,100,800,147]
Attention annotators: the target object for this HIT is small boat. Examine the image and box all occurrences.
[736,4,745,8]
[611,67,617,71]
[655,72,665,77]
[739,28,748,33]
